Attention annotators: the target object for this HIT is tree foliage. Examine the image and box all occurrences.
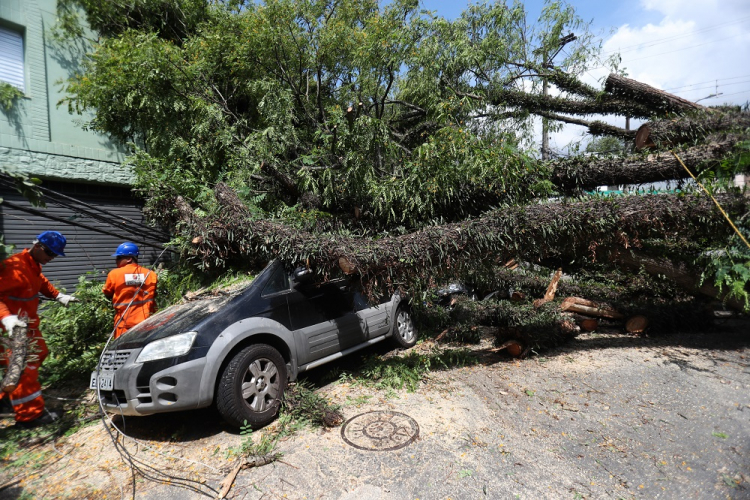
[57,0,602,230]
[54,0,750,312]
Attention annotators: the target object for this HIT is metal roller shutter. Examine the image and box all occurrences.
[1,181,169,292]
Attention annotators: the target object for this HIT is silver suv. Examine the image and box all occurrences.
[90,261,417,428]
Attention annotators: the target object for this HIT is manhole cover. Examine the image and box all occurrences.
[340,411,419,451]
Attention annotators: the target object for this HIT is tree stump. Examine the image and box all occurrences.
[625,315,649,333]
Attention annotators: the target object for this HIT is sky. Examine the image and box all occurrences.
[418,0,750,153]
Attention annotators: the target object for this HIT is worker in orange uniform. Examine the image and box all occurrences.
[0,231,78,428]
[103,242,158,338]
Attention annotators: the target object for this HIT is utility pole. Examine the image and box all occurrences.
[541,33,576,160]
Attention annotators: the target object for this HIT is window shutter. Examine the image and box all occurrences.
[0,27,24,90]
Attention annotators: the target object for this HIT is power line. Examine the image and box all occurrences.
[694,89,750,101]
[617,34,745,64]
[678,80,750,96]
[664,74,750,91]
[0,174,170,244]
[1,200,174,252]
[586,32,746,72]
[601,14,750,55]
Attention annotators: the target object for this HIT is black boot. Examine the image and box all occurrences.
[0,397,12,417]
[15,410,60,429]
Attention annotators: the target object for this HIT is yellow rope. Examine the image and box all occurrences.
[670,150,750,250]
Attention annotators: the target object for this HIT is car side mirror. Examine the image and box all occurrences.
[292,267,313,284]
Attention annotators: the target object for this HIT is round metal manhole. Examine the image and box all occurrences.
[340,411,419,451]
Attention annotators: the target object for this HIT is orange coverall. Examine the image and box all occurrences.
[103,263,157,338]
[0,249,59,423]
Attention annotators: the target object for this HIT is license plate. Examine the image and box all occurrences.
[90,371,114,391]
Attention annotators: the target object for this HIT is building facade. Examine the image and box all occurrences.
[0,0,165,290]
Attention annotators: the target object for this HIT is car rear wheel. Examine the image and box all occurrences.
[216,344,287,429]
[392,305,417,348]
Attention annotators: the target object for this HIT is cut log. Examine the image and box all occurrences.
[491,339,524,358]
[604,74,706,115]
[338,256,357,275]
[560,297,624,319]
[625,315,649,333]
[579,318,599,332]
[635,124,656,150]
[510,291,526,302]
[1,323,28,393]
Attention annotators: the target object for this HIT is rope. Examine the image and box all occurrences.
[671,150,750,250]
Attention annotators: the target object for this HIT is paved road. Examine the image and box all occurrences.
[2,322,748,499]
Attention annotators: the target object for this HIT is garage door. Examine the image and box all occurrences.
[0,180,170,292]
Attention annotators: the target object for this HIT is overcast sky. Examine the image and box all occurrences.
[418,0,750,153]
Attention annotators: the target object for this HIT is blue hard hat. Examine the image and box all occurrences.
[112,242,140,257]
[36,231,67,256]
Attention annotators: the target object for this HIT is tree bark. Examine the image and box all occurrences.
[536,111,636,140]
[551,139,736,192]
[635,109,750,150]
[1,324,28,393]
[560,297,624,319]
[604,74,706,115]
[486,87,655,119]
[177,184,747,302]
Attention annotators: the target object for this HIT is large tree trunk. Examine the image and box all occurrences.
[608,248,747,311]
[180,184,747,298]
[551,139,736,192]
[635,109,750,150]
[604,74,706,115]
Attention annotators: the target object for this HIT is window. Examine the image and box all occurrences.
[262,266,290,296]
[0,26,24,90]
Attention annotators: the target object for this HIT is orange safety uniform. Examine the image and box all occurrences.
[0,249,59,423]
[103,263,157,338]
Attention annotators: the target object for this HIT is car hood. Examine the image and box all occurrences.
[110,294,235,349]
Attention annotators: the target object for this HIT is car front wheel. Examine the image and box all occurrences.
[216,344,287,429]
[392,305,417,348]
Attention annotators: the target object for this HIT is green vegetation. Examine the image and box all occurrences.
[341,348,479,392]
[0,82,23,112]
[39,264,251,384]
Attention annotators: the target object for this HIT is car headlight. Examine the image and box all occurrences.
[136,332,197,363]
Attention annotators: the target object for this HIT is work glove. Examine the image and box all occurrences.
[1,315,27,332]
[56,294,80,307]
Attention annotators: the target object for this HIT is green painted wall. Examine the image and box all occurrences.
[0,0,132,185]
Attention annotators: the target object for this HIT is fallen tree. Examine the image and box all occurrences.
[169,183,748,308]
[635,108,750,150]
[551,139,739,192]
[604,73,707,115]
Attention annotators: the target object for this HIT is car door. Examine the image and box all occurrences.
[288,278,366,365]
[349,280,392,339]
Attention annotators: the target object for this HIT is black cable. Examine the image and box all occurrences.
[39,188,169,242]
[1,200,176,253]
[0,175,169,242]
[93,246,218,498]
